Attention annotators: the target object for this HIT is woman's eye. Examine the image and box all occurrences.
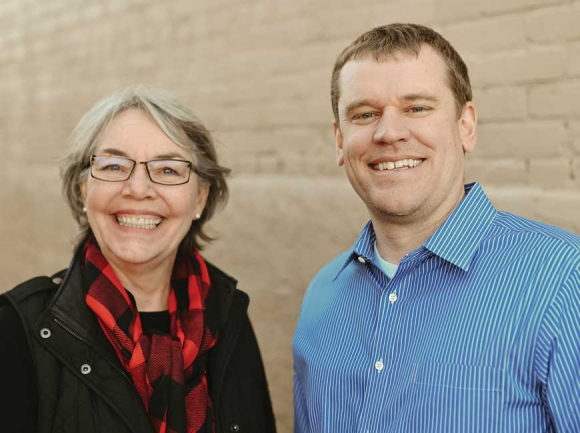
[161,167,179,175]
[102,164,122,171]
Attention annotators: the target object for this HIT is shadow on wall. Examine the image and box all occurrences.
[204,175,368,431]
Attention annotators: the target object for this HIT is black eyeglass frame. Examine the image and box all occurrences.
[89,154,197,186]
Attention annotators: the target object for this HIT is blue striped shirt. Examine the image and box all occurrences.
[293,183,580,432]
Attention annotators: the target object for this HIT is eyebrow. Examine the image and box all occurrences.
[401,93,439,103]
[97,148,187,160]
[343,99,376,118]
[343,93,440,117]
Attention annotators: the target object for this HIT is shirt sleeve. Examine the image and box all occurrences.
[0,298,38,433]
[294,369,310,433]
[543,266,580,431]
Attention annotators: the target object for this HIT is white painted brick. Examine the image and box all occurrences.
[529,158,574,189]
[203,98,331,130]
[570,42,580,75]
[215,127,337,176]
[486,186,580,234]
[465,158,528,185]
[442,15,526,54]
[573,158,580,188]
[525,3,580,42]
[486,0,566,15]
[477,121,568,158]
[467,45,567,86]
[436,0,487,23]
[366,0,437,27]
[571,121,580,154]
[529,80,580,118]
[473,87,527,122]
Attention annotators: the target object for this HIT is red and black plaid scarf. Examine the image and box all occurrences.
[83,240,219,433]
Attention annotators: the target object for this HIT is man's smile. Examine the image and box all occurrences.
[371,158,424,171]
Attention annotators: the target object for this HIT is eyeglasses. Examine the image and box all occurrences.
[90,155,195,185]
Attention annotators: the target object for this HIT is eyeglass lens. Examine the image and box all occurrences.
[91,155,191,185]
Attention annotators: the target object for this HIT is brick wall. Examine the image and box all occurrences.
[1,1,578,431]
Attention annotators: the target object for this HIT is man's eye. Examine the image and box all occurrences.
[353,112,377,121]
[409,106,427,113]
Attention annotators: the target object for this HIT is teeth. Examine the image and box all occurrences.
[373,159,423,171]
[116,215,162,229]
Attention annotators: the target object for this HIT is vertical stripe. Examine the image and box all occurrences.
[293,183,580,432]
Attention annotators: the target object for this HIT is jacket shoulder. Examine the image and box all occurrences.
[205,261,238,288]
[3,270,66,307]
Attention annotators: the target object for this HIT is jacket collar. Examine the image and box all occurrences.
[48,248,239,342]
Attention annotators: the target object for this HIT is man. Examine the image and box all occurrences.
[293,23,580,432]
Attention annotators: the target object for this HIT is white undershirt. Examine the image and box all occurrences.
[373,242,399,279]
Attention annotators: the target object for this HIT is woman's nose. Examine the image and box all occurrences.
[121,164,156,199]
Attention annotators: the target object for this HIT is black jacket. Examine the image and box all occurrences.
[0,253,276,433]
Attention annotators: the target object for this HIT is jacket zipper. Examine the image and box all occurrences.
[52,317,155,433]
[53,317,133,384]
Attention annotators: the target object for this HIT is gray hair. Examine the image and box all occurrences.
[61,86,230,251]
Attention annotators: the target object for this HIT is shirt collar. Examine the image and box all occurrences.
[423,182,496,271]
[334,182,497,279]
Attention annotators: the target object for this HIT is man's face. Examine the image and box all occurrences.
[334,46,476,227]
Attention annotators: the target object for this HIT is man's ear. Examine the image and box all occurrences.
[334,121,345,166]
[459,102,477,153]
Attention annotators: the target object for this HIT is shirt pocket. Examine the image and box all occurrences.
[405,362,504,432]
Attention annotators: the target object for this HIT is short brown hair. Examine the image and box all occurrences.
[331,23,472,122]
[61,86,230,251]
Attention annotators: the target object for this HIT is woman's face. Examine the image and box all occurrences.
[81,109,209,271]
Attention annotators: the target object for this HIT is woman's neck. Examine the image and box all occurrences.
[107,259,175,312]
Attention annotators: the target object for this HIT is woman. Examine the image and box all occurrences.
[0,87,276,433]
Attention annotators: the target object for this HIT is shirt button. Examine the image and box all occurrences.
[357,256,366,264]
[375,360,384,372]
[40,328,51,339]
[80,364,92,375]
[389,292,398,303]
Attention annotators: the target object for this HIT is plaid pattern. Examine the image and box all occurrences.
[84,240,218,433]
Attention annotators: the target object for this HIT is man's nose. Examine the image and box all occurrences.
[373,109,411,144]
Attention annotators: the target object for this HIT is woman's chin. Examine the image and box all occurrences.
[100,243,173,269]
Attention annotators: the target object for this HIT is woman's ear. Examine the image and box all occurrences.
[80,181,87,205]
[194,183,210,220]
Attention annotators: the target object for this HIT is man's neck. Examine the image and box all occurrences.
[371,188,466,264]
